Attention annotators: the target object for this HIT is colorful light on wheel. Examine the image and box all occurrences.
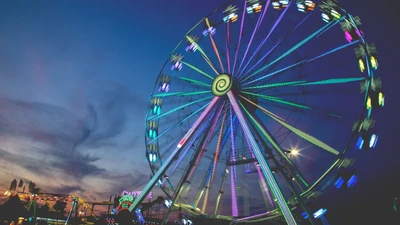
[137,1,384,224]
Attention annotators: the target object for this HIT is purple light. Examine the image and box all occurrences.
[225,23,231,74]
[203,27,216,37]
[344,31,352,42]
[185,43,198,52]
[236,0,270,77]
[159,83,170,92]
[238,1,291,78]
[171,61,183,71]
[356,29,364,38]
[229,107,238,217]
[231,0,247,76]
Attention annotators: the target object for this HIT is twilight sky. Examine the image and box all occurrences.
[0,0,398,223]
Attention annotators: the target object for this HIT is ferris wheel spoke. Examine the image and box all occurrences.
[257,99,351,123]
[242,40,360,87]
[292,77,364,86]
[227,91,297,224]
[153,90,211,98]
[242,127,275,208]
[240,95,340,155]
[190,105,229,210]
[131,97,219,213]
[188,102,226,181]
[229,106,239,216]
[186,36,220,76]
[316,14,344,38]
[242,91,310,109]
[266,86,360,97]
[245,76,364,91]
[205,18,225,73]
[231,0,247,76]
[236,0,270,77]
[226,23,231,74]
[147,96,213,121]
[213,165,229,215]
[181,61,215,80]
[148,104,210,145]
[177,76,212,88]
[161,108,224,221]
[166,119,211,187]
[240,103,309,187]
[237,1,295,78]
[242,18,344,82]
[210,106,228,182]
[192,111,237,209]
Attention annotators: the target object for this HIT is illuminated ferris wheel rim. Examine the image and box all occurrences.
[140,0,383,223]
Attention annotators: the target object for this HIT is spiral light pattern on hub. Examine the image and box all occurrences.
[212,73,232,96]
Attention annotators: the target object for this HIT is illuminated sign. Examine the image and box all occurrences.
[122,190,153,199]
[119,195,134,204]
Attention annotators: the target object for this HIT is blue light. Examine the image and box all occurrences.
[153,154,157,162]
[313,208,327,219]
[347,175,358,188]
[335,176,345,189]
[302,208,328,219]
[356,136,364,150]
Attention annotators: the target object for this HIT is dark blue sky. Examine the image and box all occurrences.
[0,0,397,223]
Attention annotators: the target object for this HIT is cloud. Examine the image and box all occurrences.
[0,82,150,202]
[51,184,86,195]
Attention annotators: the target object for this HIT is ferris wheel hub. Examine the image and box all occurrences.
[211,73,233,96]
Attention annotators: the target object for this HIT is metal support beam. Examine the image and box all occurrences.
[129,97,219,213]
[227,91,297,225]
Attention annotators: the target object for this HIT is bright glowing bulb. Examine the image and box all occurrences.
[291,149,299,155]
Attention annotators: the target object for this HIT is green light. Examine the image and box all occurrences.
[186,36,218,74]
[250,102,340,155]
[211,74,233,96]
[119,195,134,204]
[242,91,311,109]
[240,104,309,188]
[359,59,365,72]
[177,77,211,87]
[293,77,365,86]
[378,92,384,106]
[244,80,306,90]
[330,10,341,20]
[366,97,372,109]
[246,21,333,79]
[148,96,213,121]
[182,61,214,80]
[328,113,342,118]
[153,90,211,98]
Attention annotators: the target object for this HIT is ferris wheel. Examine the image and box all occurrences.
[131,0,384,224]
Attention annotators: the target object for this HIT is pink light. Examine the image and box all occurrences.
[230,107,238,217]
[344,31,352,42]
[356,29,364,38]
